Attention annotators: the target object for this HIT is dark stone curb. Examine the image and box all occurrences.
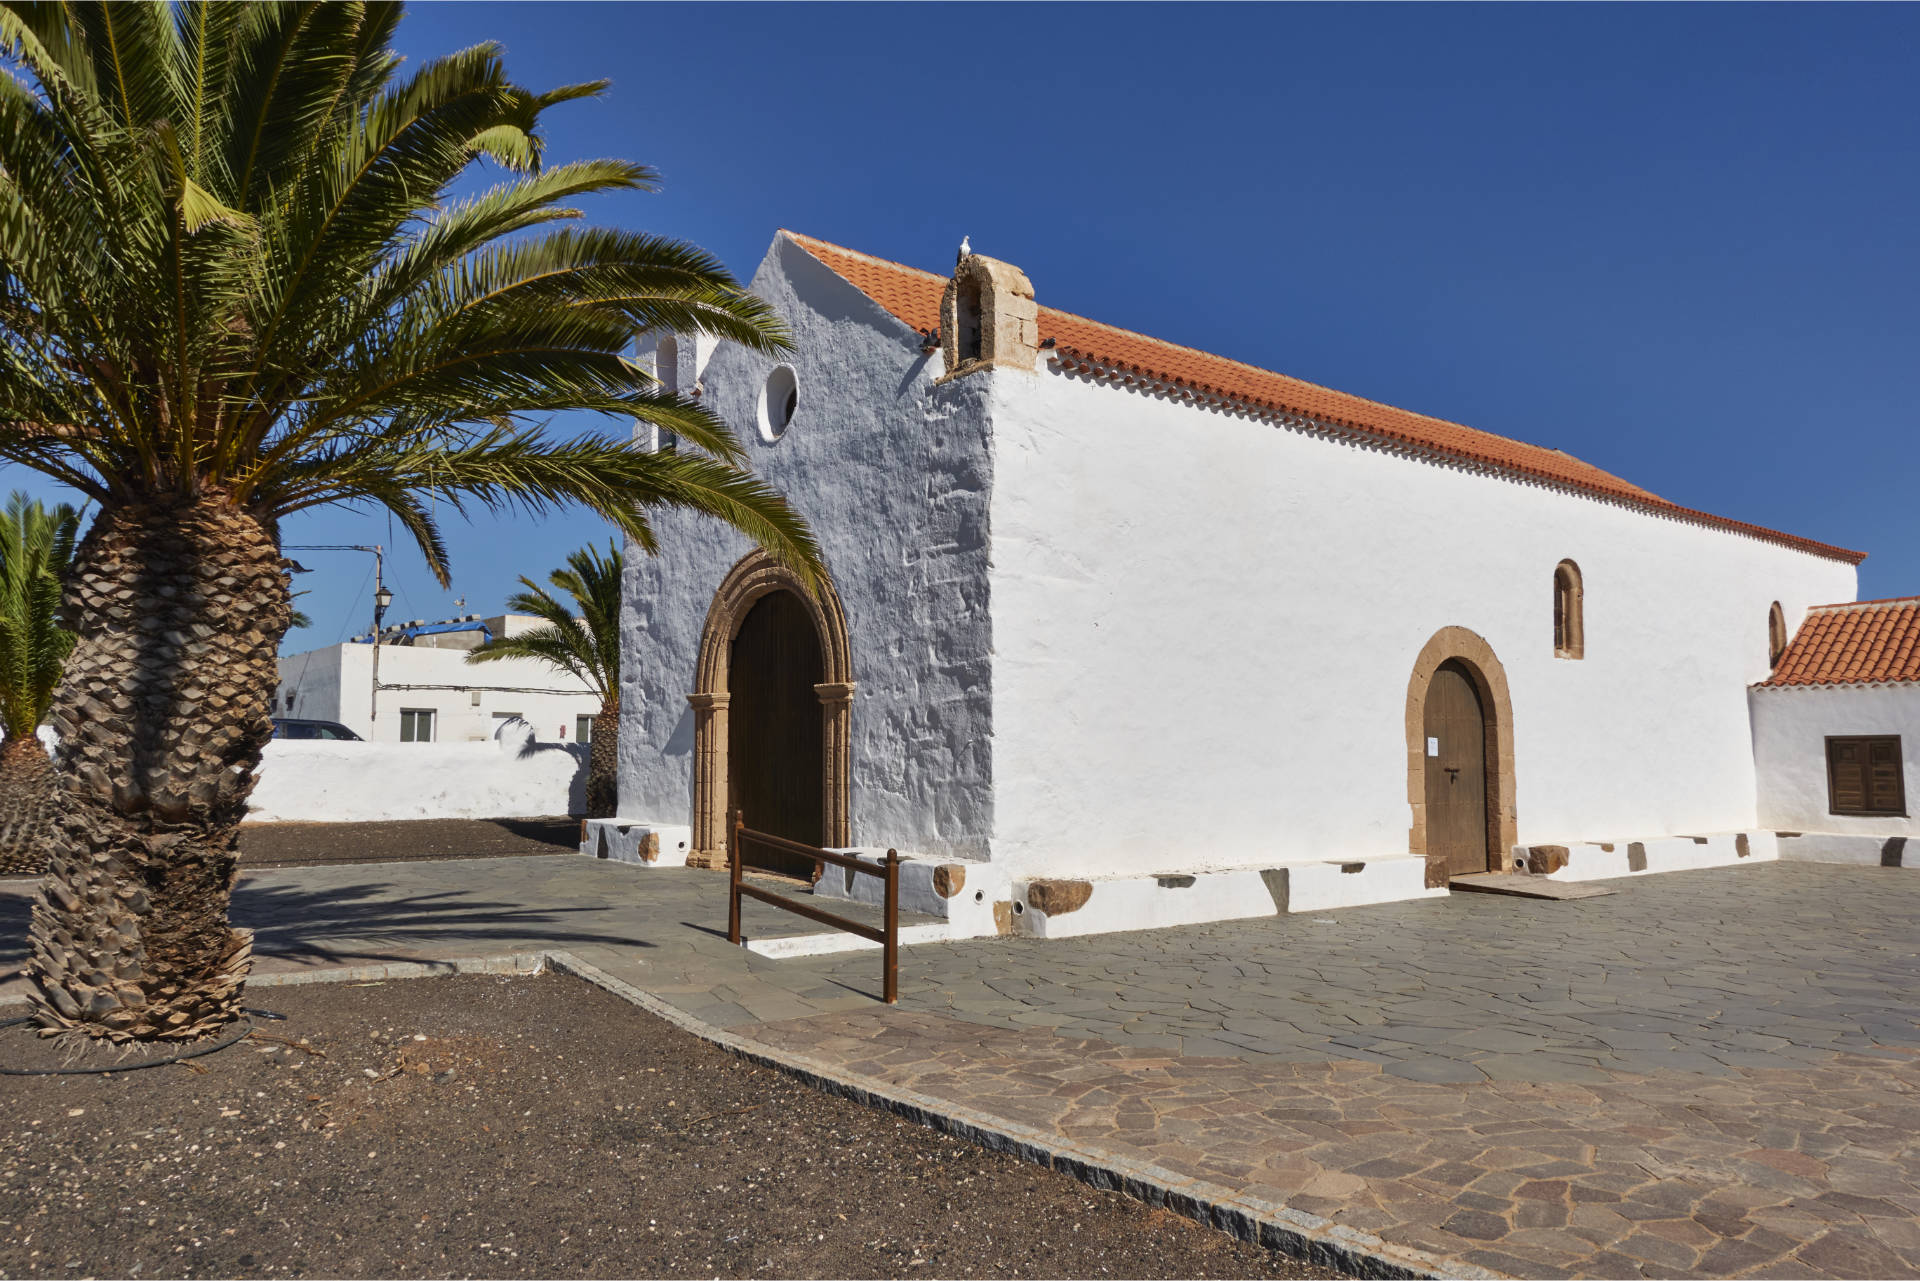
[542,950,1504,1281]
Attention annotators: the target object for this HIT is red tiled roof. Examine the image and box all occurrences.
[782,231,1866,567]
[1759,597,1920,687]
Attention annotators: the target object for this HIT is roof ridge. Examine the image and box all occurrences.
[785,232,1586,471]
[781,230,949,285]
[1036,306,1572,466]
[779,230,1866,567]
[1806,595,1920,612]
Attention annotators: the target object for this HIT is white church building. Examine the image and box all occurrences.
[597,229,1891,938]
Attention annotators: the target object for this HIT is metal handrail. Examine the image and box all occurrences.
[726,810,900,1003]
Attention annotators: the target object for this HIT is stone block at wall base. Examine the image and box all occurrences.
[1773,832,1917,867]
[579,819,693,867]
[1542,831,1777,882]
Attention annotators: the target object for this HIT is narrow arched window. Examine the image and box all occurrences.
[655,336,679,393]
[1769,601,1787,668]
[955,276,983,363]
[652,336,680,452]
[1553,560,1584,659]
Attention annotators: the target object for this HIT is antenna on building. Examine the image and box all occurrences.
[454,596,466,614]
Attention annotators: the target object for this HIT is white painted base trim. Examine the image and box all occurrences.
[1543,831,1777,882]
[1773,831,1916,867]
[578,819,693,867]
[1011,855,1444,941]
[743,923,954,958]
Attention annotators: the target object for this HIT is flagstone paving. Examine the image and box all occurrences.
[4,854,1919,1276]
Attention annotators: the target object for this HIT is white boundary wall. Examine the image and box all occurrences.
[248,720,585,822]
[1751,684,1920,837]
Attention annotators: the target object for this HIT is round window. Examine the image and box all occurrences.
[758,365,798,441]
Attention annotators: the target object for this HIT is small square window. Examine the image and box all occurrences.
[576,715,594,743]
[399,708,436,743]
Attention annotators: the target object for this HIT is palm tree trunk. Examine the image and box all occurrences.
[0,733,56,877]
[27,499,290,1041]
[587,704,619,819]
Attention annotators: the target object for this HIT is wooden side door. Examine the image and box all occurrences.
[727,590,825,878]
[1424,659,1490,878]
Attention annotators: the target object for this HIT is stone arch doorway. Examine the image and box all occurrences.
[1405,627,1517,887]
[689,550,853,870]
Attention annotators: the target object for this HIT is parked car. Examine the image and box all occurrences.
[272,718,363,741]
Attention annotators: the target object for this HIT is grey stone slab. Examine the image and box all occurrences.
[1384,1057,1488,1084]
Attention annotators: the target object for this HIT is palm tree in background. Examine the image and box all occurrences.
[468,541,623,818]
[0,2,821,1042]
[0,493,78,876]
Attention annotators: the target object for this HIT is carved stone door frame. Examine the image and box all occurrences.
[688,551,853,866]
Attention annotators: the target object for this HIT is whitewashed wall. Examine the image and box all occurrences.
[985,361,1856,878]
[247,720,586,823]
[1751,685,1920,836]
[276,642,598,744]
[613,231,1858,879]
[618,235,997,858]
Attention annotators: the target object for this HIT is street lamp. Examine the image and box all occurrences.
[284,543,387,731]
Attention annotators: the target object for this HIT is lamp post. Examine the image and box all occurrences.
[371,578,393,728]
[284,543,387,734]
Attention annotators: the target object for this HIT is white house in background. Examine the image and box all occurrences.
[277,614,599,745]
[597,230,1866,939]
[1753,596,1920,866]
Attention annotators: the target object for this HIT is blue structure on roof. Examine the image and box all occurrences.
[350,618,494,645]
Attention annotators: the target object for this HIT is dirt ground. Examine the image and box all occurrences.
[0,973,1341,1280]
[238,817,578,869]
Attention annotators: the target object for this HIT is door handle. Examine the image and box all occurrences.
[1443,767,1460,784]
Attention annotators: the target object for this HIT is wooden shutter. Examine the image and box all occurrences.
[1869,738,1906,815]
[1828,736,1905,816]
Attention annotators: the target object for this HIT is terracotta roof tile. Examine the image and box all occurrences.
[1759,597,1920,687]
[783,231,1865,567]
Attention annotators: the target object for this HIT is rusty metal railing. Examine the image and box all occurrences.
[726,810,900,1004]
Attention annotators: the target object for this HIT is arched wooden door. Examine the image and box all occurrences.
[1423,659,1491,877]
[727,590,824,878]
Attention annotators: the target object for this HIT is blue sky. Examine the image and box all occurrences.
[9,3,1917,647]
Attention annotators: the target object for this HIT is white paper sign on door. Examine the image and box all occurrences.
[1426,737,1439,757]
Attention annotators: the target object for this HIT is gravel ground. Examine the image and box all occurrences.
[0,973,1341,1280]
[238,817,578,869]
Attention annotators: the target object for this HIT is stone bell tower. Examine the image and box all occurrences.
[938,252,1039,381]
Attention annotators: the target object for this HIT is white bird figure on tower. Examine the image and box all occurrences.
[957,235,971,265]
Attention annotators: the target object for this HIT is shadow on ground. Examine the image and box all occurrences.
[0,873,649,977]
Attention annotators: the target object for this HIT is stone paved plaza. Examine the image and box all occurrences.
[4,856,1919,1277]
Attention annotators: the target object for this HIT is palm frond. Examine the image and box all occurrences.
[0,492,78,740]
[0,0,822,605]
[466,539,622,704]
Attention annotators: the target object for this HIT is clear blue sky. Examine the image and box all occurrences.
[9,3,1917,649]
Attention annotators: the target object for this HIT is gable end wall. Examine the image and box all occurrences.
[617,237,997,859]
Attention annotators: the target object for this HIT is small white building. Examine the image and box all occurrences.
[603,230,1870,936]
[1752,596,1920,866]
[277,614,600,745]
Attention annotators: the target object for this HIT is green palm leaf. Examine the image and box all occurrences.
[0,492,79,742]
[0,1,826,1042]
[465,540,623,704]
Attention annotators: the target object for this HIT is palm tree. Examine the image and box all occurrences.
[467,541,622,818]
[0,3,821,1042]
[0,493,79,876]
